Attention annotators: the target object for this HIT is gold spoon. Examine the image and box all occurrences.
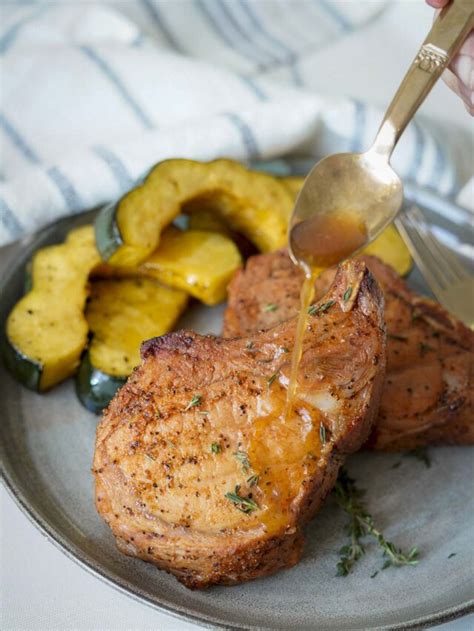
[289,0,474,273]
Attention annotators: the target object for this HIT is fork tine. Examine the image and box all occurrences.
[395,213,448,296]
[408,208,454,287]
[401,210,451,289]
[397,206,473,328]
[409,207,467,283]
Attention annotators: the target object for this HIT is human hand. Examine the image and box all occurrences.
[426,0,473,114]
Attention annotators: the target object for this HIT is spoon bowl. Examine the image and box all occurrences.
[289,150,403,270]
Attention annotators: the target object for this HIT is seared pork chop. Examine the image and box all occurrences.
[94,261,385,588]
[224,251,474,450]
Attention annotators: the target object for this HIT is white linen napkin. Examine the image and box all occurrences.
[0,1,467,247]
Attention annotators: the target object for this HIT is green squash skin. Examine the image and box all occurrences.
[75,351,126,414]
[1,333,42,391]
[94,201,123,262]
[94,165,153,263]
[23,261,33,293]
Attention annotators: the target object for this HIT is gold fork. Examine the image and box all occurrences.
[395,206,474,328]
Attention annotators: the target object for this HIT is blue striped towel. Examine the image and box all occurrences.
[0,1,468,247]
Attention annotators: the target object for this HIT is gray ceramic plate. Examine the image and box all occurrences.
[1,184,473,630]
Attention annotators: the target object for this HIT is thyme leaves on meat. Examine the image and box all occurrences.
[343,287,353,302]
[247,474,260,487]
[333,468,419,577]
[234,450,251,472]
[263,303,278,312]
[387,333,408,342]
[308,300,335,316]
[319,423,327,445]
[184,394,202,411]
[211,442,221,454]
[420,342,435,357]
[267,371,280,387]
[225,485,259,513]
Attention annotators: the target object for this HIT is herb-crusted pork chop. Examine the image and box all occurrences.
[94,261,385,588]
[224,251,473,450]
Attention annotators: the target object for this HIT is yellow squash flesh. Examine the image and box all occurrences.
[141,227,242,305]
[6,225,101,390]
[86,278,188,377]
[104,159,293,265]
[187,209,231,236]
[93,227,242,306]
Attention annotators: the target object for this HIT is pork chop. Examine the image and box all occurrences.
[94,260,385,588]
[224,250,474,450]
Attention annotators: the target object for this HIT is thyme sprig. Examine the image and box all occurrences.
[308,300,335,316]
[387,333,408,342]
[333,468,419,576]
[404,447,431,468]
[234,450,251,472]
[225,485,259,513]
[267,371,279,387]
[319,423,327,445]
[184,394,201,411]
[247,474,260,487]
[420,342,435,357]
[263,303,278,312]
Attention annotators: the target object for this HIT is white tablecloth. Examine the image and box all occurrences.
[2,1,473,629]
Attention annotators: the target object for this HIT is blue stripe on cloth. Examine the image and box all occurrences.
[289,61,304,87]
[195,0,267,71]
[80,45,154,130]
[0,6,48,54]
[131,33,145,48]
[141,0,184,51]
[236,0,296,65]
[93,145,134,190]
[223,112,260,159]
[219,0,279,66]
[250,159,291,176]
[46,166,83,211]
[0,113,41,164]
[350,99,366,152]
[410,122,425,180]
[237,74,268,101]
[0,197,22,238]
[318,0,352,32]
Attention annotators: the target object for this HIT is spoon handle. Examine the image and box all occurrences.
[371,0,474,158]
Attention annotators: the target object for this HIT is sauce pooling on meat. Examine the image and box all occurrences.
[286,210,368,417]
[248,375,323,535]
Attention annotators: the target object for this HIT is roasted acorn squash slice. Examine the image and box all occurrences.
[93,226,242,306]
[4,225,100,391]
[95,159,293,265]
[76,277,188,413]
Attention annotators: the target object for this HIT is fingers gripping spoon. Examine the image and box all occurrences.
[289,0,474,274]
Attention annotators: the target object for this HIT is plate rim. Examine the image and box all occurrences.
[1,202,473,631]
